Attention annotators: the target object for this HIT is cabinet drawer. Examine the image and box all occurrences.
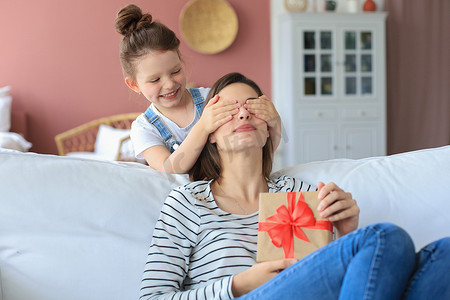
[341,107,379,121]
[297,108,338,121]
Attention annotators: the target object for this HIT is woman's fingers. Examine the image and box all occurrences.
[327,201,359,222]
[317,182,357,220]
[257,259,297,277]
[320,196,355,219]
[318,182,342,200]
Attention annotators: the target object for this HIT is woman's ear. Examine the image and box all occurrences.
[209,133,217,144]
[125,77,141,94]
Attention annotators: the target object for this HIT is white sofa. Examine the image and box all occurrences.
[1,146,449,300]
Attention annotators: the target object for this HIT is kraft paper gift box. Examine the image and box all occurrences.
[257,191,333,262]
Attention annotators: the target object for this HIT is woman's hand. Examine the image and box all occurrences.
[198,95,239,134]
[317,182,359,238]
[231,259,297,297]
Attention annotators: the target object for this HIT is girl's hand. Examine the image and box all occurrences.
[199,95,239,134]
[244,95,280,129]
[317,182,359,238]
[244,95,282,151]
[231,259,297,297]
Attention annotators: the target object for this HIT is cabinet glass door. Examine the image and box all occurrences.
[343,30,374,97]
[302,30,335,97]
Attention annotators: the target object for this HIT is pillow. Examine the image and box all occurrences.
[0,86,10,97]
[0,86,12,132]
[94,124,131,161]
[0,132,32,152]
[118,136,147,164]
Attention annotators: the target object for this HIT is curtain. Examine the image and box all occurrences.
[384,0,450,154]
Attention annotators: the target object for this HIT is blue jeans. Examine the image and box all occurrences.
[239,223,450,300]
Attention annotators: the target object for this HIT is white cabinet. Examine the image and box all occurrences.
[276,12,387,166]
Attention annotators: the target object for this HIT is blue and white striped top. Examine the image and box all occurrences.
[140,175,315,300]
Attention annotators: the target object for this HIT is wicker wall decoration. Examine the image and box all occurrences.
[180,0,239,54]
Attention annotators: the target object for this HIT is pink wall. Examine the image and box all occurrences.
[0,0,271,154]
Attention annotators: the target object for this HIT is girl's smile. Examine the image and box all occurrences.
[160,88,180,100]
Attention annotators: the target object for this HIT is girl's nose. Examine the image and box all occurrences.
[238,106,251,120]
[163,77,176,89]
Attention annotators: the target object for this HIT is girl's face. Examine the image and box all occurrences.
[126,50,187,111]
[210,83,269,153]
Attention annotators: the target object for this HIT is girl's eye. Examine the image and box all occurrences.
[149,78,159,83]
[172,69,181,75]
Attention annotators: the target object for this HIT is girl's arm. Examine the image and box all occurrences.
[142,96,238,173]
[140,189,234,300]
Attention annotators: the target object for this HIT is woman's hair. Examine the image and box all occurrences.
[189,72,273,181]
[115,4,180,79]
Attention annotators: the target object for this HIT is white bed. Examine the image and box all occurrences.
[0,85,32,152]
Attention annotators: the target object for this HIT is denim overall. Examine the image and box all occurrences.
[143,88,205,153]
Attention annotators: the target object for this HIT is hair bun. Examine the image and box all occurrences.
[115,4,153,36]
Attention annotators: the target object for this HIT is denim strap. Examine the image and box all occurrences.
[143,88,205,153]
[143,108,178,153]
[189,88,205,116]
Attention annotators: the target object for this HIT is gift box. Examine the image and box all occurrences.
[257,191,333,262]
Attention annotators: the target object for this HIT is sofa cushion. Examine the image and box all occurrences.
[274,145,450,250]
[0,151,189,300]
[1,146,449,300]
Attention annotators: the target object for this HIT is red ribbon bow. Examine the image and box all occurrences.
[258,192,333,259]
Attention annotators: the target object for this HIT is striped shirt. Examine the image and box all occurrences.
[140,175,315,300]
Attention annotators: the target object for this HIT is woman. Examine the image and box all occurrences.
[140,73,450,299]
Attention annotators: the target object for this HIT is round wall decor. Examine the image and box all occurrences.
[180,0,239,54]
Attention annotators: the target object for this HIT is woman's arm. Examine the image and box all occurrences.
[231,259,297,297]
[140,188,235,300]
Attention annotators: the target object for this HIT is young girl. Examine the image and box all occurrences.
[139,72,450,299]
[115,4,281,173]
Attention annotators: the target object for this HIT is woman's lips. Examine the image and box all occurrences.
[234,124,255,132]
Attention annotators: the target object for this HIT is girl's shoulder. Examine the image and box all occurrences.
[268,175,316,192]
[188,87,210,101]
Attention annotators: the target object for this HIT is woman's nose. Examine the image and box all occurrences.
[238,106,251,120]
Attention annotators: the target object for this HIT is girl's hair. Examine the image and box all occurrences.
[189,72,273,181]
[115,4,180,79]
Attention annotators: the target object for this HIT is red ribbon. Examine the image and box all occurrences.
[258,192,333,259]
